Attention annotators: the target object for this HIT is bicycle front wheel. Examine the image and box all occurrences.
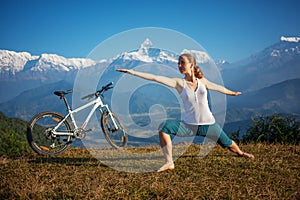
[27,111,72,156]
[101,112,128,149]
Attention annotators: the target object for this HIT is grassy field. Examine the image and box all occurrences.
[0,143,299,199]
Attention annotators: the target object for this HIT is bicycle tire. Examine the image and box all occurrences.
[27,111,72,156]
[101,112,128,148]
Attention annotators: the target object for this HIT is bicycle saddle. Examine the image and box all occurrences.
[54,90,73,97]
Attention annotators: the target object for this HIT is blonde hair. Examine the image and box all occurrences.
[179,53,203,79]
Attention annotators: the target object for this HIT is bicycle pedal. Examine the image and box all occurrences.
[109,129,117,133]
[85,128,94,132]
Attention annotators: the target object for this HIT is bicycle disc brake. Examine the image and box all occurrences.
[74,128,86,139]
[44,128,54,139]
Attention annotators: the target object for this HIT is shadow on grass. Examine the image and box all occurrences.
[180,154,230,158]
[27,151,232,167]
[28,156,109,167]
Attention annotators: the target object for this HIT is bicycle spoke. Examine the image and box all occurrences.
[27,111,72,156]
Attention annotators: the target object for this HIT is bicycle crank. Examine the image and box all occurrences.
[73,128,86,139]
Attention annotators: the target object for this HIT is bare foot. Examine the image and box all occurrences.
[157,162,175,172]
[240,152,255,159]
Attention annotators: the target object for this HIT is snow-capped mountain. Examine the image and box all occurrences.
[264,36,300,58]
[111,38,210,64]
[28,53,96,72]
[231,36,300,68]
[0,38,212,77]
[222,36,300,91]
[114,39,178,63]
[0,50,38,74]
[280,36,300,43]
[0,39,212,102]
[215,59,230,66]
[214,59,230,70]
[181,49,211,64]
[0,50,97,75]
[0,50,99,102]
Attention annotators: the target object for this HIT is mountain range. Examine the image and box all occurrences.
[0,37,299,139]
[221,36,300,91]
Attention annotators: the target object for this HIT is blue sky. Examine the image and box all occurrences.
[0,0,299,62]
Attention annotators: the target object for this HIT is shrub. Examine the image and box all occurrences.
[0,129,31,158]
[242,113,300,144]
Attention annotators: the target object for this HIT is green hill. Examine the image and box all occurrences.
[0,111,31,157]
[226,78,300,123]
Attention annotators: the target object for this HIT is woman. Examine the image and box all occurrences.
[117,53,254,172]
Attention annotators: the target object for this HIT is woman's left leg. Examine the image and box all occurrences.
[200,123,254,158]
[228,140,254,158]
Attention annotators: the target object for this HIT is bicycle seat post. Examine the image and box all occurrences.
[54,90,73,113]
[62,95,72,113]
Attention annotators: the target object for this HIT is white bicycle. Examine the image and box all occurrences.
[27,82,128,156]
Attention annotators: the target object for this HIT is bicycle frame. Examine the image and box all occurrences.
[52,95,119,136]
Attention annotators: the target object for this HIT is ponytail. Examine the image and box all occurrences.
[194,66,203,79]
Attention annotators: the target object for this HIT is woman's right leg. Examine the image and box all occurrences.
[157,131,174,172]
[157,120,195,172]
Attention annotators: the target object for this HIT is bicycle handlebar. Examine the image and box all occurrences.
[81,82,114,100]
[98,82,113,93]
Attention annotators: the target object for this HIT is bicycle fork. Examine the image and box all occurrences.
[100,105,120,132]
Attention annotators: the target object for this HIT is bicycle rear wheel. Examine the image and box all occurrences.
[27,111,72,156]
[101,112,128,148]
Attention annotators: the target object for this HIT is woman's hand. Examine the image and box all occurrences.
[230,91,242,96]
[116,69,133,74]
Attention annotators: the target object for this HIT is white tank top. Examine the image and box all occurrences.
[180,79,215,125]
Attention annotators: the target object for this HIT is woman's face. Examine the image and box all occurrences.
[178,56,193,74]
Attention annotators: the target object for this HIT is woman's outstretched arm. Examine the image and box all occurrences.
[202,77,242,96]
[117,69,183,92]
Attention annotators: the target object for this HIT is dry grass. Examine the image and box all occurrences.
[0,144,299,199]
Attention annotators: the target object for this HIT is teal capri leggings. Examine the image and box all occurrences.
[159,120,232,148]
